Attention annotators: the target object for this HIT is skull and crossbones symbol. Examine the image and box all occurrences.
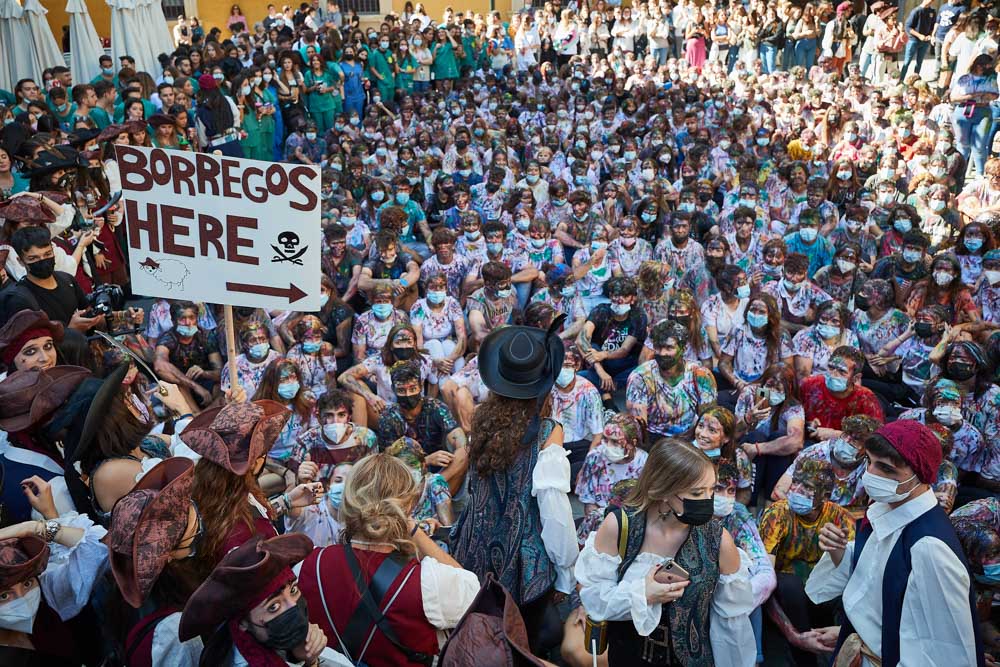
[272,231,308,265]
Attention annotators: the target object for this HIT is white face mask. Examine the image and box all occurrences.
[603,444,627,463]
[322,422,348,442]
[986,270,1000,286]
[0,586,41,633]
[933,405,963,426]
[713,494,735,517]
[862,470,917,503]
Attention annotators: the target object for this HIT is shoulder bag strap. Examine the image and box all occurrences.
[343,546,434,666]
[314,548,356,663]
[618,508,629,560]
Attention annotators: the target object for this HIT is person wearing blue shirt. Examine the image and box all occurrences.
[783,209,835,278]
[935,0,966,66]
[339,45,366,118]
[378,176,432,259]
[900,0,937,81]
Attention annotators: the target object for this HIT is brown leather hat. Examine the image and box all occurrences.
[178,533,314,641]
[0,366,93,432]
[106,457,195,608]
[0,195,57,225]
[179,400,291,475]
[0,309,64,365]
[96,123,129,143]
[0,536,49,590]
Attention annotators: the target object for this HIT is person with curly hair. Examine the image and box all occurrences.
[452,318,578,654]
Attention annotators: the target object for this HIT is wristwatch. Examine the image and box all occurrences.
[43,519,61,543]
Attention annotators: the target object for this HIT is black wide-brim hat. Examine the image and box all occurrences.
[478,315,566,400]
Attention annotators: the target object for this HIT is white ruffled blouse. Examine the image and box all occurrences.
[575,532,757,667]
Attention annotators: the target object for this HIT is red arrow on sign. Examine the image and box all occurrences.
[225,282,308,303]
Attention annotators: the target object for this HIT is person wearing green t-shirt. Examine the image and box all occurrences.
[368,37,396,105]
[47,88,77,132]
[89,81,116,130]
[394,42,418,94]
[303,54,343,134]
[431,27,462,91]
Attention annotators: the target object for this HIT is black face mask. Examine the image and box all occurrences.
[654,353,680,373]
[697,192,712,203]
[254,597,310,651]
[854,293,870,311]
[397,393,422,410]
[26,257,55,280]
[948,362,976,382]
[673,496,715,526]
[914,322,937,338]
[393,346,415,360]
[455,139,469,150]
[673,315,691,328]
[705,256,724,273]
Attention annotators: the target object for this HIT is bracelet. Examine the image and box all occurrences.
[283,492,293,511]
[410,523,419,537]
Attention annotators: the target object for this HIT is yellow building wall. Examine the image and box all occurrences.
[41,0,113,41]
[391,0,513,22]
[37,0,517,53]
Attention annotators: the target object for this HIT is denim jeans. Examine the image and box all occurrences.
[783,39,797,70]
[794,37,817,69]
[860,50,873,79]
[899,38,930,80]
[652,46,670,66]
[726,44,739,73]
[760,44,778,73]
[953,104,993,176]
[514,280,532,310]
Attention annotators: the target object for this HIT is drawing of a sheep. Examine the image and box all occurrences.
[138,257,190,289]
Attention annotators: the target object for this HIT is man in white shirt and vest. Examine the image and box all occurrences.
[804,419,984,667]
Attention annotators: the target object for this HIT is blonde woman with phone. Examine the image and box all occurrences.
[575,438,756,666]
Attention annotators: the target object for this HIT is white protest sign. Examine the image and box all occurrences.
[117,145,321,311]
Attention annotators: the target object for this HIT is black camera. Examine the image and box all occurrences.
[84,283,124,318]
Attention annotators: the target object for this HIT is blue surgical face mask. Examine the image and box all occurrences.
[976,562,1000,585]
[395,192,410,204]
[702,447,722,459]
[560,285,575,298]
[176,324,198,337]
[902,248,922,264]
[427,290,446,304]
[248,343,270,359]
[966,237,984,252]
[327,481,345,508]
[370,190,385,202]
[817,323,839,339]
[530,237,547,249]
[799,227,818,242]
[494,288,512,299]
[556,366,575,387]
[747,311,768,328]
[736,284,751,299]
[278,381,300,399]
[372,303,393,319]
[487,242,504,255]
[302,340,321,353]
[825,373,849,393]
[786,491,815,515]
